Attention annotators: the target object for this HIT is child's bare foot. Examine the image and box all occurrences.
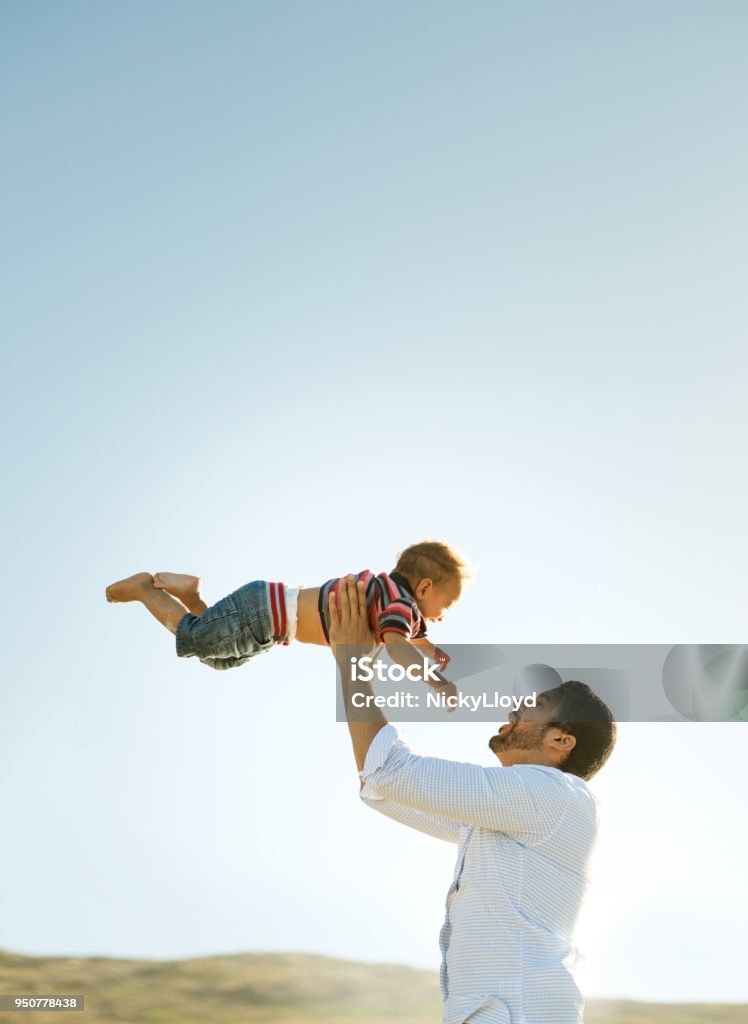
[153,572,202,603]
[106,572,154,603]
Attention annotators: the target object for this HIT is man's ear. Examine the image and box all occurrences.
[546,730,576,759]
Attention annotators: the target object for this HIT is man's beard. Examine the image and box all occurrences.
[489,722,550,755]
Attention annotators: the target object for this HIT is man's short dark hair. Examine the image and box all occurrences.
[546,681,617,781]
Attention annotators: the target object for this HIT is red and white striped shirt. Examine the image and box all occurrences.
[267,581,290,643]
[317,570,426,645]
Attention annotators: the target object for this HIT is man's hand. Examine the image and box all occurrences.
[328,575,376,655]
[331,575,386,773]
[330,575,458,721]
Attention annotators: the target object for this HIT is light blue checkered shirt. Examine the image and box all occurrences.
[360,725,600,1024]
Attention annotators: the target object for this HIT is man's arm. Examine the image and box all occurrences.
[329,576,388,772]
[330,578,566,840]
[329,578,461,843]
[359,786,461,844]
[354,739,566,840]
[330,578,458,766]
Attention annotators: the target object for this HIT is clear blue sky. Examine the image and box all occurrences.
[2,0,747,1004]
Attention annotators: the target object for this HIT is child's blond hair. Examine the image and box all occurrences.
[394,540,473,588]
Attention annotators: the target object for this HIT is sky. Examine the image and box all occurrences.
[1,0,747,1006]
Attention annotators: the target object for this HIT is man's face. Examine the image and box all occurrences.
[488,688,568,765]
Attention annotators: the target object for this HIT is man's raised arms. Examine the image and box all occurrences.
[329,576,387,772]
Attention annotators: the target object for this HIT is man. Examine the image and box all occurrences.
[329,578,617,1024]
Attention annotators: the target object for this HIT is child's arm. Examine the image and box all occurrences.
[382,632,453,692]
[411,637,451,672]
[383,632,431,678]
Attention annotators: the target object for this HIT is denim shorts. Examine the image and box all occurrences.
[175,580,280,671]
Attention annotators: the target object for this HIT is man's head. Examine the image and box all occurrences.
[489,681,616,781]
[395,540,472,623]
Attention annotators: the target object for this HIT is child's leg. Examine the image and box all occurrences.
[152,572,208,616]
[106,572,189,635]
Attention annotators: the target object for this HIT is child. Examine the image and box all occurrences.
[106,540,471,681]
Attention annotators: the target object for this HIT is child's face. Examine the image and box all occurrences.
[415,576,462,623]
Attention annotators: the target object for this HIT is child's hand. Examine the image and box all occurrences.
[430,672,459,713]
[433,646,451,672]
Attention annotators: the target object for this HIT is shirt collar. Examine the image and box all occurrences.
[390,570,415,597]
[390,570,428,638]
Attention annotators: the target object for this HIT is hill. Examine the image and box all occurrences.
[0,950,744,1024]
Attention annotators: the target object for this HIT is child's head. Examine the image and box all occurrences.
[394,540,473,623]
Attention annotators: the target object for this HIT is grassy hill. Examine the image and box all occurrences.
[0,950,745,1024]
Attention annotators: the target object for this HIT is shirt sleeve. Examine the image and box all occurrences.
[376,596,419,641]
[360,726,461,843]
[360,793,461,843]
[359,724,567,842]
